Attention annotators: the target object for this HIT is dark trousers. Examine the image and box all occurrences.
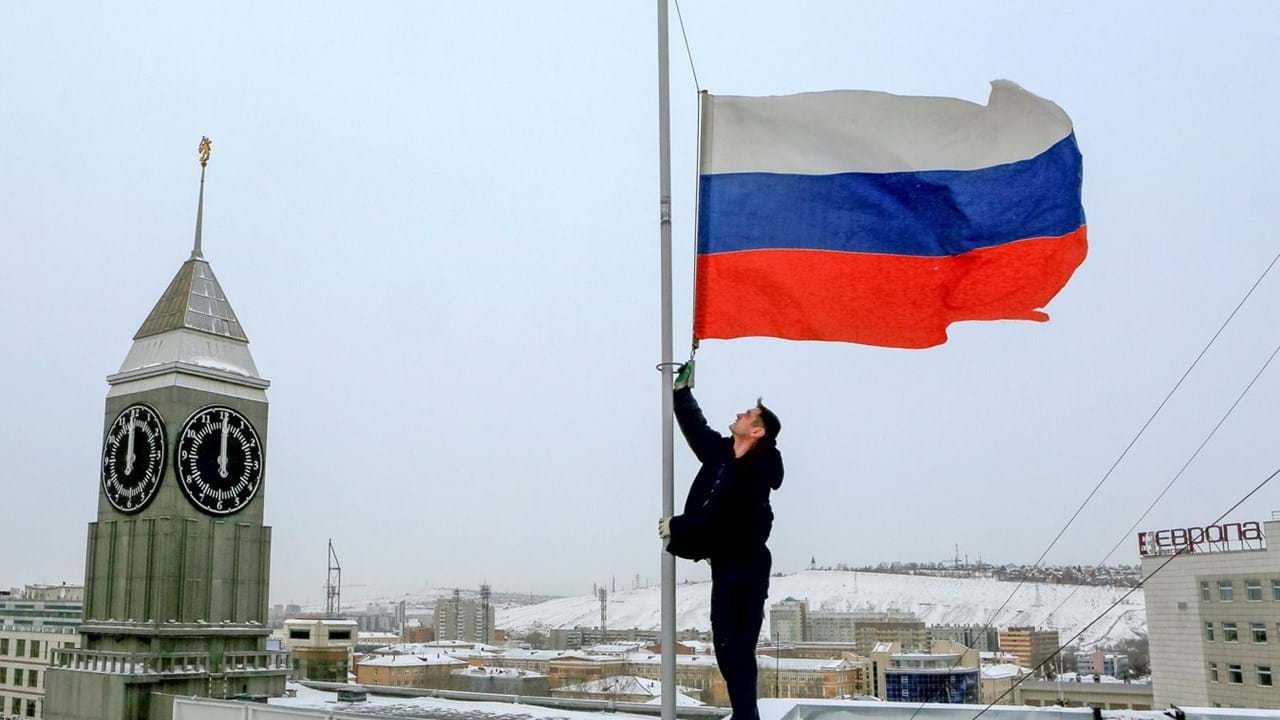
[710,548,771,720]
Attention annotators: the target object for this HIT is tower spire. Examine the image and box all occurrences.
[191,136,211,260]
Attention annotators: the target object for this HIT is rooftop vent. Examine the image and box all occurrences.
[337,688,368,703]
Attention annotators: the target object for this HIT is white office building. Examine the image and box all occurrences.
[1142,514,1280,708]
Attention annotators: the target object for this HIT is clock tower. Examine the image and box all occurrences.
[46,139,286,720]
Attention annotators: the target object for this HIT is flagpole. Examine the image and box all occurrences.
[656,0,677,719]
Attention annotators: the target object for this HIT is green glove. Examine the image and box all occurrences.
[673,360,695,391]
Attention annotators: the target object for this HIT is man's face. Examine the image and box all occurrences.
[730,406,765,439]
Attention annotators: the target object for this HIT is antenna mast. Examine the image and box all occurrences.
[325,539,342,618]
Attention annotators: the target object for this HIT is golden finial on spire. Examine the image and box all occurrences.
[192,137,211,259]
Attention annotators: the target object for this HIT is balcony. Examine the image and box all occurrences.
[50,649,289,676]
[52,649,211,675]
[221,651,290,674]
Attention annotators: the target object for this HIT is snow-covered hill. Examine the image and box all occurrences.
[496,570,1145,649]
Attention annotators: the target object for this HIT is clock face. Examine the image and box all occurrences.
[101,403,167,514]
[175,405,264,516]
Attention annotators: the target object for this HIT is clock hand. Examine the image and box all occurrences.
[218,412,229,478]
[124,409,137,476]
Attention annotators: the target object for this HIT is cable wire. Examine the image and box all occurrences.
[672,0,700,91]
[972,463,1280,720]
[904,251,1280,720]
[1038,336,1280,630]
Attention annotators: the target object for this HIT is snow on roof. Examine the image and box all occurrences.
[1055,672,1129,684]
[359,655,430,667]
[274,682,636,720]
[644,692,705,707]
[453,665,547,679]
[982,664,1031,679]
[625,652,720,666]
[284,618,358,626]
[501,649,614,662]
[586,642,647,653]
[756,655,850,671]
[360,653,467,667]
[370,643,501,658]
[553,675,699,700]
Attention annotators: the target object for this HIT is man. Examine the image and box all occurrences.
[658,361,783,720]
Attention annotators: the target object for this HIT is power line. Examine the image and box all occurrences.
[904,252,1278,720]
[972,463,1280,720]
[1038,336,1280,629]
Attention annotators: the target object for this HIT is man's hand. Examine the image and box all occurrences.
[658,517,672,542]
[673,360,695,391]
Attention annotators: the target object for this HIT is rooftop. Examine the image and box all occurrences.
[170,685,1280,720]
[980,664,1030,680]
[135,258,247,342]
[1017,679,1153,695]
[360,654,468,668]
[453,666,546,679]
[552,675,701,703]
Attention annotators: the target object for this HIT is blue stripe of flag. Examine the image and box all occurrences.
[698,133,1084,257]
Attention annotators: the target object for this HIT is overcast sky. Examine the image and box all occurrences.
[3,2,1279,606]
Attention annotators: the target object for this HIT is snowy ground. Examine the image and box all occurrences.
[496,570,1146,649]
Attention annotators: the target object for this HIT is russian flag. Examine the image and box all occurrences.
[694,81,1086,349]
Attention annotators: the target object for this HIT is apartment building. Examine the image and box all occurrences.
[0,627,80,719]
[998,627,1059,677]
[0,585,82,719]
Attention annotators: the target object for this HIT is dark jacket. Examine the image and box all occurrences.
[666,388,784,562]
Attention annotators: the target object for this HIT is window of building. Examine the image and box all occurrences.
[288,629,310,640]
[10,697,19,716]
[1248,580,1264,602]
[1230,664,1244,684]
[24,698,33,717]
[13,641,23,657]
[1221,581,1235,602]
[1210,662,1220,682]
[26,671,35,688]
[1206,622,1216,641]
[1255,623,1269,643]
[329,629,352,641]
[1273,580,1280,601]
[0,639,6,655]
[28,641,38,659]
[1225,622,1239,642]
[1202,581,1213,602]
[12,670,22,687]
[0,668,5,684]
[1260,666,1274,687]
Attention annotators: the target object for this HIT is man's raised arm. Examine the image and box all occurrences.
[673,369,723,462]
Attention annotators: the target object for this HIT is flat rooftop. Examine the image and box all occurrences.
[168,683,1280,720]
